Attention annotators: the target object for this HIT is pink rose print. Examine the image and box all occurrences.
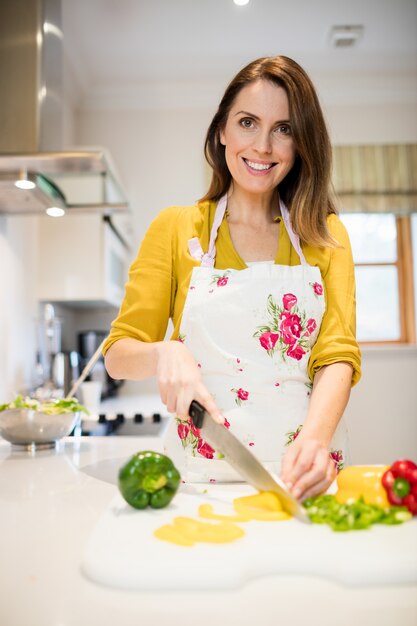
[238,388,248,401]
[305,318,317,336]
[177,422,189,440]
[248,442,255,447]
[286,343,305,360]
[282,293,297,311]
[224,418,231,429]
[285,425,303,446]
[330,449,344,473]
[210,270,231,287]
[176,416,218,458]
[190,420,201,438]
[231,387,249,406]
[197,438,215,459]
[259,331,279,352]
[177,333,186,343]
[254,293,316,362]
[279,313,302,345]
[312,282,323,296]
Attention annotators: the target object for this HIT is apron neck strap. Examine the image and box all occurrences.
[197,194,308,267]
[200,194,228,268]
[279,198,308,266]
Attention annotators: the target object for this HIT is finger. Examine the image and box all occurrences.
[175,386,195,421]
[195,386,224,424]
[164,385,180,415]
[291,448,332,499]
[280,444,302,489]
[283,439,319,488]
[300,464,337,501]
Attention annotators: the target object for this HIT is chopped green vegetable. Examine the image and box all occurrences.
[0,395,88,415]
[303,494,412,531]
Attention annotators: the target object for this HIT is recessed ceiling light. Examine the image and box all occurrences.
[46,207,65,217]
[15,179,36,190]
[234,0,250,6]
[330,25,364,48]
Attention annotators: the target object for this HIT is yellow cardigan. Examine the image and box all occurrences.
[103,201,361,386]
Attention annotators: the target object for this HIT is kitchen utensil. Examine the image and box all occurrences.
[0,408,80,449]
[82,487,417,591]
[79,381,102,415]
[189,400,309,522]
[78,331,123,398]
[36,303,62,383]
[67,338,107,399]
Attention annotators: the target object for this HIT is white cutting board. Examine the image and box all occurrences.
[82,483,417,590]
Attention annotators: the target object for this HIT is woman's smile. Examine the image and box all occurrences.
[243,158,277,175]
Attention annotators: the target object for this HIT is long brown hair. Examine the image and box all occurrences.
[200,56,338,247]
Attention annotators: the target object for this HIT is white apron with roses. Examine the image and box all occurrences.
[163,195,348,482]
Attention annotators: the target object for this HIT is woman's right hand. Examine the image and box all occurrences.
[155,340,224,424]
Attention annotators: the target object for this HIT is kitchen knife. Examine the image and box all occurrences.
[189,400,311,523]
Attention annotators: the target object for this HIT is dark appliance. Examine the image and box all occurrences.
[78,331,123,399]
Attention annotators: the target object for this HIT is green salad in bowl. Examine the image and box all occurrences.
[0,395,88,448]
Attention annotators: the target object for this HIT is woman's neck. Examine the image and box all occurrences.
[226,188,280,225]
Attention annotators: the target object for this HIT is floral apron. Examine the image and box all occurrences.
[163,194,348,482]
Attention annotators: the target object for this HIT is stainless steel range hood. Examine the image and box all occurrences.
[0,0,129,215]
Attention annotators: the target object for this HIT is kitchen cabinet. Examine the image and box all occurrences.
[37,212,132,307]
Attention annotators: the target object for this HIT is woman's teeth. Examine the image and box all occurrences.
[244,159,274,171]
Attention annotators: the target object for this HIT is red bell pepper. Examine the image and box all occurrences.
[382,459,417,515]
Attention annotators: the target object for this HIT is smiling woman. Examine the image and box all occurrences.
[103,55,361,502]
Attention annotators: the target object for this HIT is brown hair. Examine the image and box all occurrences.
[199,55,338,247]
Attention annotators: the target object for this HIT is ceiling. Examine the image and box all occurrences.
[61,0,417,109]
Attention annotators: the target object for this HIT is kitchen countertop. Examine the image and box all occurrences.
[0,436,416,626]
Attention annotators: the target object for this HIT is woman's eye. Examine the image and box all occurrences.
[240,118,254,129]
[275,124,291,135]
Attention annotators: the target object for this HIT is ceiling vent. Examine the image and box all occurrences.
[330,25,364,48]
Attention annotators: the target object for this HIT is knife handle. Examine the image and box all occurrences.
[188,400,206,428]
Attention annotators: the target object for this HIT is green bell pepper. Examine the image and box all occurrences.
[118,450,181,509]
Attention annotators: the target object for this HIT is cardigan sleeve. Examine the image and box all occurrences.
[307,215,362,386]
[102,207,178,355]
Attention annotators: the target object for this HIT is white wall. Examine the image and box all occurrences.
[0,217,40,400]
[76,107,211,239]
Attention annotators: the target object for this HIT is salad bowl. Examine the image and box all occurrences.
[0,396,86,449]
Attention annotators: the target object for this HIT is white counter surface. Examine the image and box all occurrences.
[0,436,416,626]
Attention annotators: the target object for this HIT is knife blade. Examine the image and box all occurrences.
[189,400,310,523]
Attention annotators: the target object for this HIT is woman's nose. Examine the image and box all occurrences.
[253,129,272,154]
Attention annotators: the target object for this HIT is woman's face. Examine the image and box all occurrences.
[220,79,296,198]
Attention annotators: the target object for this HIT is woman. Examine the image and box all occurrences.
[103,55,361,500]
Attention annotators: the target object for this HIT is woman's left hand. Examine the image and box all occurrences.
[280,437,337,501]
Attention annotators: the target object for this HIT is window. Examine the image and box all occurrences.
[340,213,416,344]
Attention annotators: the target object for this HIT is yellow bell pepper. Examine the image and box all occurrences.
[335,465,390,508]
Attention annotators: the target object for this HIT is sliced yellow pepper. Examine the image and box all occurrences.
[154,491,291,546]
[153,516,245,546]
[233,491,291,521]
[198,503,251,522]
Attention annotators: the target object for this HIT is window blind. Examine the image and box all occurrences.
[332,144,417,214]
